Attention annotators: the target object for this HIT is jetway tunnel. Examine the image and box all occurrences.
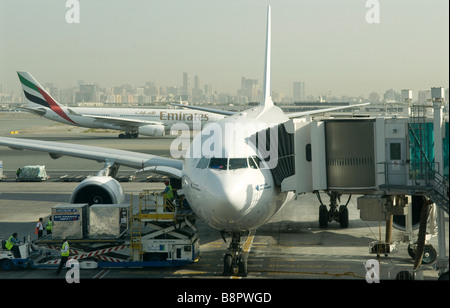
[263,115,448,226]
[260,111,448,277]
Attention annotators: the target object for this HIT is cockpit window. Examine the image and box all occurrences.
[229,158,248,170]
[209,157,228,170]
[207,157,260,170]
[196,156,210,169]
[248,156,260,169]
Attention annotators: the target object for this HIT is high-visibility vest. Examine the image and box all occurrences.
[61,242,70,257]
[164,184,174,200]
[46,221,52,231]
[5,235,14,251]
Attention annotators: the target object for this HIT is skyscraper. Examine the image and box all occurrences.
[238,77,259,101]
[293,82,305,101]
[182,72,191,97]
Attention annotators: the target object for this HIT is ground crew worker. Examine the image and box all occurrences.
[5,233,21,258]
[15,168,21,181]
[46,217,52,235]
[161,180,174,211]
[56,238,70,275]
[36,218,44,238]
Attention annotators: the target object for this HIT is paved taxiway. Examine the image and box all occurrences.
[1,112,448,281]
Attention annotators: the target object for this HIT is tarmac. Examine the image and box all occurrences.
[0,112,448,283]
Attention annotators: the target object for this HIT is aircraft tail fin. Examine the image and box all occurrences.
[258,6,274,116]
[17,71,76,124]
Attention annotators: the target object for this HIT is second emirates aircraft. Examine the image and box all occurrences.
[17,71,224,139]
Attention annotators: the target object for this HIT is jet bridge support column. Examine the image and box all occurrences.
[431,88,448,276]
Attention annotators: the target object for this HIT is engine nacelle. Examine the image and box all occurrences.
[138,124,165,136]
[70,176,125,205]
[392,195,423,230]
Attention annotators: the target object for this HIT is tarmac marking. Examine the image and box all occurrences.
[93,269,110,279]
[256,270,364,278]
[243,231,255,255]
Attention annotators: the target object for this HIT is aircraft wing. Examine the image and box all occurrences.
[286,103,369,118]
[78,114,165,128]
[170,102,369,118]
[0,137,183,178]
[170,103,235,116]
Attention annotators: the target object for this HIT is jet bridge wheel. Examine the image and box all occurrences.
[338,205,349,228]
[407,243,437,264]
[319,205,329,228]
[316,192,350,228]
[422,245,437,264]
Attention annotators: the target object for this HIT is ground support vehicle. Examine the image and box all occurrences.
[1,190,199,270]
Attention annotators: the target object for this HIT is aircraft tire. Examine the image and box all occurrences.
[238,256,248,277]
[223,254,233,276]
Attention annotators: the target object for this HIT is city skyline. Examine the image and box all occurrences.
[2,71,447,107]
[1,0,448,99]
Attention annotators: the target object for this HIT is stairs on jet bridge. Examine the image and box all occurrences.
[427,172,449,215]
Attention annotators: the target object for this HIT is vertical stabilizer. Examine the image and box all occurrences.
[258,6,274,116]
[17,71,76,124]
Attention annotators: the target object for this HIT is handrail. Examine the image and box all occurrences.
[377,161,440,188]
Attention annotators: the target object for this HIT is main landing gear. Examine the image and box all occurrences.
[316,191,350,228]
[118,131,139,139]
[221,231,248,276]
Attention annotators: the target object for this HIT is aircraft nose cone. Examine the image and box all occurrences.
[213,177,249,213]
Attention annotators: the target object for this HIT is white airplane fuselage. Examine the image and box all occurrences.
[39,106,223,132]
[182,105,294,232]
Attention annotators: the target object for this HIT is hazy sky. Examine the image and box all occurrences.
[1,0,448,98]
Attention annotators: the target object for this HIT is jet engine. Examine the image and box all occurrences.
[70,176,125,205]
[392,195,423,230]
[138,124,165,136]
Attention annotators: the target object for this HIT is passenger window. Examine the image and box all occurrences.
[229,158,248,170]
[209,158,228,170]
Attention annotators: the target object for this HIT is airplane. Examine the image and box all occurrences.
[17,71,224,139]
[0,6,369,275]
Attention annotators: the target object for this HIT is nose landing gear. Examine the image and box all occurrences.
[221,231,249,276]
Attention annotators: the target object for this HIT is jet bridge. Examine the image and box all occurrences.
[278,111,448,215]
[269,97,448,277]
